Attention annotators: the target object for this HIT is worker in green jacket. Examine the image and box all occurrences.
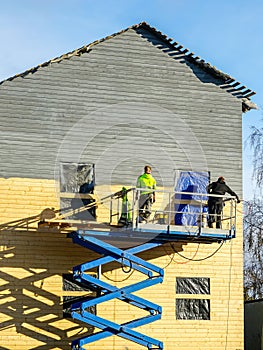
[136,165,156,223]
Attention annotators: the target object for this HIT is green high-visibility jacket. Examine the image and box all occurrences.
[136,173,156,195]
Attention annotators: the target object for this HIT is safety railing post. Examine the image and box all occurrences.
[117,197,120,224]
[230,198,233,231]
[168,192,171,227]
[234,199,237,237]
[109,198,113,224]
[132,189,135,230]
[198,196,203,234]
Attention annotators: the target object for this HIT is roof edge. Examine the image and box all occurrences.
[134,22,257,112]
[0,21,257,112]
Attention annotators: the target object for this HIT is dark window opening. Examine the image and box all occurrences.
[176,277,211,320]
[62,273,97,319]
[63,295,96,319]
[176,277,210,294]
[176,299,210,320]
[60,163,96,220]
[62,273,98,292]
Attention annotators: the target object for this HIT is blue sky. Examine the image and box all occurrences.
[0,0,262,199]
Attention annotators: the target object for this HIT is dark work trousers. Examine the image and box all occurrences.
[207,199,223,229]
[138,193,153,222]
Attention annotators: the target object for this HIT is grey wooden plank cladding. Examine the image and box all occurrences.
[0,26,252,195]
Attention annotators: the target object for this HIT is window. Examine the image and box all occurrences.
[59,162,96,220]
[174,171,210,226]
[60,163,95,194]
[62,273,97,319]
[176,298,210,320]
[176,277,210,320]
[176,277,210,294]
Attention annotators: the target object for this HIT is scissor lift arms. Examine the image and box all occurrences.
[69,233,164,350]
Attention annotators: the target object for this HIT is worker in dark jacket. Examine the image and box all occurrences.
[207,176,240,229]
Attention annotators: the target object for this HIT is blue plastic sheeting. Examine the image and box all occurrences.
[174,171,209,226]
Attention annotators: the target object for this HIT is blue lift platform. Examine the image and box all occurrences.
[45,188,237,350]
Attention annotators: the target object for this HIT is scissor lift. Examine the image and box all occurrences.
[44,188,237,350]
[69,234,164,349]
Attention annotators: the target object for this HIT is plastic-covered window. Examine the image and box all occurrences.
[59,162,96,220]
[176,277,210,294]
[176,299,210,320]
[60,163,95,194]
[176,277,210,320]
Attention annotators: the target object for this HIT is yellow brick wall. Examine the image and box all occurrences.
[0,178,60,224]
[0,177,243,350]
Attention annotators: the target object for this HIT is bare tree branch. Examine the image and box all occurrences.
[244,199,263,300]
